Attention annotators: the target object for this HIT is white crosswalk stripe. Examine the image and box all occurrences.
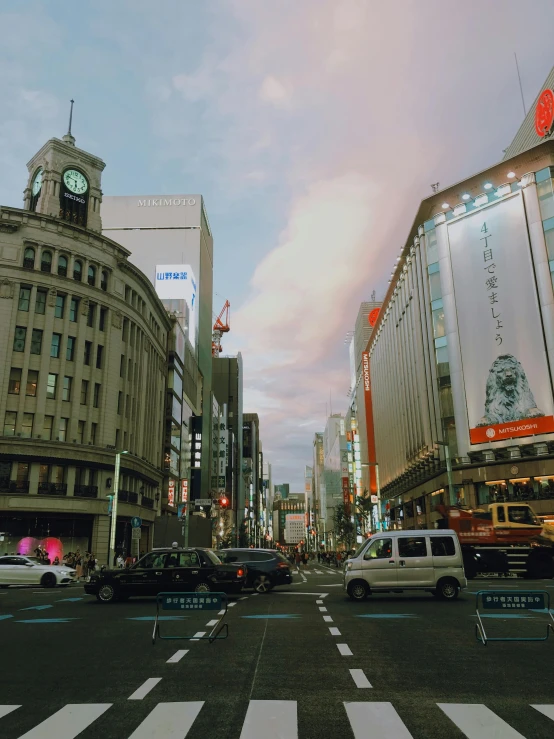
[1,700,553,737]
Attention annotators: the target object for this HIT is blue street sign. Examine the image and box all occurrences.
[131,516,142,528]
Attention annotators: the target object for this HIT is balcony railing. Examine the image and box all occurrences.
[141,496,154,509]
[0,478,29,494]
[23,258,35,269]
[38,482,67,496]
[73,485,98,498]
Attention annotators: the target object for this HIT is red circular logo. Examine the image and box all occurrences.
[368,308,380,327]
[535,89,554,138]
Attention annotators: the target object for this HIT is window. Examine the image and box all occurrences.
[21,413,33,438]
[26,370,38,397]
[117,392,123,414]
[120,355,125,378]
[77,420,85,444]
[3,411,16,436]
[432,306,445,338]
[115,429,120,448]
[16,463,29,484]
[54,295,65,319]
[31,329,43,355]
[99,307,107,331]
[397,537,428,558]
[58,255,68,277]
[140,552,167,569]
[50,333,61,358]
[100,270,108,291]
[81,380,89,405]
[66,336,75,361]
[88,265,96,286]
[62,376,72,401]
[69,298,79,322]
[73,260,82,281]
[35,289,47,314]
[364,538,393,560]
[96,345,103,369]
[9,368,22,394]
[93,383,101,408]
[59,418,68,442]
[508,506,537,525]
[40,250,52,273]
[18,286,31,311]
[23,247,35,269]
[43,415,54,440]
[122,319,129,342]
[39,464,49,484]
[87,303,96,327]
[429,270,442,302]
[430,537,456,557]
[426,229,438,265]
[84,341,92,365]
[13,326,26,352]
[91,422,97,445]
[46,373,57,399]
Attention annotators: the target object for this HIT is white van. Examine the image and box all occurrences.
[343,529,467,601]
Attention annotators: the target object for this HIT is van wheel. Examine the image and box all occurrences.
[436,578,459,600]
[348,581,369,601]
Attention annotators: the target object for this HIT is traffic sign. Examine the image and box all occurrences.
[195,499,213,507]
[131,516,142,528]
[132,527,141,540]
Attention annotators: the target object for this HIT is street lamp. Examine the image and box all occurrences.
[436,440,456,506]
[108,450,129,568]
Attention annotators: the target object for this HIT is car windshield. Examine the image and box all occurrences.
[205,550,222,565]
[352,540,370,559]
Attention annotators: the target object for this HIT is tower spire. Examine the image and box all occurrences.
[62,99,76,146]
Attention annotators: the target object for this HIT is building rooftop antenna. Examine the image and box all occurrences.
[62,99,76,146]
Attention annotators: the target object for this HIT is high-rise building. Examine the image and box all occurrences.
[242,412,260,544]
[323,414,346,547]
[101,195,214,498]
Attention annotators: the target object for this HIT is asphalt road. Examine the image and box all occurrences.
[1,563,554,738]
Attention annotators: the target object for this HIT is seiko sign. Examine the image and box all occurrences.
[362,352,370,393]
[64,192,86,205]
[137,198,196,207]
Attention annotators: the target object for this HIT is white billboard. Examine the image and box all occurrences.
[285,514,305,544]
[155,264,197,346]
[448,194,554,444]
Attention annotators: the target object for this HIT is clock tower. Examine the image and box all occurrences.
[24,101,106,233]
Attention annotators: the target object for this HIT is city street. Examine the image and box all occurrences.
[1,566,554,738]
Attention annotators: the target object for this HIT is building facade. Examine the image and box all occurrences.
[0,132,170,562]
[366,66,554,530]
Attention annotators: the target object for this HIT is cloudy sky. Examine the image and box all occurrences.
[1,0,553,489]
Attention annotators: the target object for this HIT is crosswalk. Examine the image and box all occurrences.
[1,700,553,738]
[295,567,340,575]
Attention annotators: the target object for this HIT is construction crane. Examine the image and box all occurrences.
[212,300,230,357]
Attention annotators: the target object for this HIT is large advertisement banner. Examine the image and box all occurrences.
[155,264,197,345]
[448,194,554,444]
[362,351,378,493]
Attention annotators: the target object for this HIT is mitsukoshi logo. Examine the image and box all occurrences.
[362,353,370,392]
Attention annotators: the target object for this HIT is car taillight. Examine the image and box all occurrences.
[237,568,245,577]
[277,562,290,569]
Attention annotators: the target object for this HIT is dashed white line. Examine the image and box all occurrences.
[166,650,188,664]
[349,669,372,688]
[329,627,341,636]
[252,594,259,597]
[206,619,219,627]
[337,643,353,656]
[323,615,333,623]
[316,600,323,604]
[240,596,249,600]
[228,602,237,607]
[191,631,206,642]
[128,678,162,700]
[218,609,225,615]
[128,702,203,739]
[318,606,328,612]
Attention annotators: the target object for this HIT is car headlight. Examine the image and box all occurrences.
[345,562,352,571]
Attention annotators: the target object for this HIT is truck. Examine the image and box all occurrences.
[435,502,554,579]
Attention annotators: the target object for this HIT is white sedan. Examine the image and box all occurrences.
[0,556,76,588]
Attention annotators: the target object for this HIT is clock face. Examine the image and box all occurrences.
[63,169,88,195]
[32,169,43,196]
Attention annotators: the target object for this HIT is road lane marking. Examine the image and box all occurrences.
[16,618,79,624]
[0,615,13,620]
[349,669,372,689]
[228,602,237,607]
[277,592,326,596]
[191,631,206,641]
[239,700,297,739]
[315,570,324,574]
[166,650,189,664]
[345,702,411,737]
[316,600,323,604]
[329,627,341,635]
[323,615,333,622]
[19,605,53,611]
[318,606,327,612]
[240,596,249,600]
[316,583,342,587]
[337,644,353,656]
[128,702,204,739]
[128,678,162,700]
[218,610,225,615]
[0,705,20,719]
[17,704,111,738]
[532,705,554,721]
[206,619,219,626]
[242,614,300,619]
[438,703,526,738]
[319,593,329,598]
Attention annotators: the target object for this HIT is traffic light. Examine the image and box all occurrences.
[219,495,229,509]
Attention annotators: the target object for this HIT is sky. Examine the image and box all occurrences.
[1,0,554,490]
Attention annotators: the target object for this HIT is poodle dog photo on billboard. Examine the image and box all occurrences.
[477,354,545,426]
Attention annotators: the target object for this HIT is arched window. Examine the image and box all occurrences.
[58,255,68,277]
[23,247,35,270]
[41,250,52,273]
[88,265,96,287]
[73,260,82,281]
[100,270,108,291]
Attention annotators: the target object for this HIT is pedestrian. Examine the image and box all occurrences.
[116,554,124,568]
[303,551,309,567]
[87,554,97,581]
[52,556,60,566]
[75,552,83,582]
[294,550,301,569]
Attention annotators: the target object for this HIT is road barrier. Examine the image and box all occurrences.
[152,591,228,645]
[475,589,554,646]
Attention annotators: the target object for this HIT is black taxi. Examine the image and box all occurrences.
[85,547,247,603]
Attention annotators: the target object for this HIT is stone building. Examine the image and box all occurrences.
[0,127,171,563]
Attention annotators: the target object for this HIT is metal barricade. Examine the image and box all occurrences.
[152,591,229,645]
[475,590,554,646]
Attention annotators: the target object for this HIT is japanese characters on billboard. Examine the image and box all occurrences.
[155,264,198,345]
[362,351,378,494]
[447,195,554,444]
